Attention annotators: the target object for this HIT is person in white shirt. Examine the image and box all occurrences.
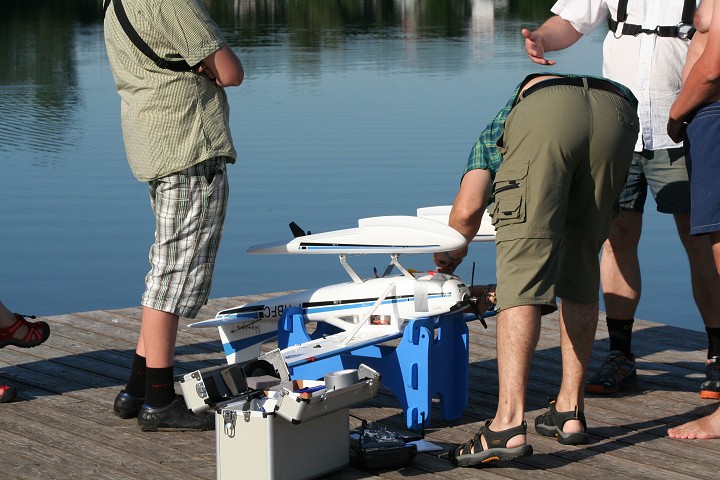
[522,0,720,399]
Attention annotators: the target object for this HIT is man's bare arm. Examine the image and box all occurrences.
[682,0,713,83]
[433,169,492,273]
[669,0,720,141]
[197,44,244,87]
[522,16,583,65]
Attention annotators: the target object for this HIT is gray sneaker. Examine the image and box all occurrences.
[585,350,637,394]
[701,356,720,399]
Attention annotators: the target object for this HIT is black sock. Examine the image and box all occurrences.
[145,366,176,408]
[606,317,634,357]
[706,327,720,359]
[124,353,146,398]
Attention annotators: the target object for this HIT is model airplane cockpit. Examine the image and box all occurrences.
[189,206,496,366]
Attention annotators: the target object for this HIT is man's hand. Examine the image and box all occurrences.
[667,117,687,143]
[432,249,466,274]
[522,28,556,65]
[193,62,219,84]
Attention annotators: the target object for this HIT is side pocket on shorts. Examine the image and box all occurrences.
[205,159,227,196]
[489,158,529,228]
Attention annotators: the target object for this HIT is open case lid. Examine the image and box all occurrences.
[274,364,381,424]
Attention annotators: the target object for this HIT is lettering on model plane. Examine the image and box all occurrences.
[230,321,262,334]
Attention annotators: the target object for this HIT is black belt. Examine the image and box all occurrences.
[522,77,627,102]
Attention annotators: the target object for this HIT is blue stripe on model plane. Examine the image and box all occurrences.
[223,330,279,356]
[304,293,448,314]
[298,243,441,250]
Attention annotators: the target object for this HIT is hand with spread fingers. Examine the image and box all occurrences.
[432,249,467,274]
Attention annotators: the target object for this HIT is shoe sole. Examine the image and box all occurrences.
[140,423,215,432]
[453,445,533,467]
[535,424,588,445]
[585,377,637,395]
[700,390,720,399]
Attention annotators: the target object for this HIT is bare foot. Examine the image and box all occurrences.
[668,407,720,439]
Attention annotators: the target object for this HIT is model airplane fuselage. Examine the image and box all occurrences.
[192,271,470,364]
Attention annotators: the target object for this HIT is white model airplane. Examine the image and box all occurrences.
[189,211,496,366]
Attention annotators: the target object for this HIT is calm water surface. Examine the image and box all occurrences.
[0,0,701,332]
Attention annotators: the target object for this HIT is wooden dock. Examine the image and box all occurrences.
[2,292,719,479]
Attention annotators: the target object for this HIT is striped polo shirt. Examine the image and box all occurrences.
[104,0,236,181]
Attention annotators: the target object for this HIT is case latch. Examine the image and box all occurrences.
[223,411,236,438]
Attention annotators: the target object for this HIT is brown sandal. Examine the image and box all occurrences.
[0,313,50,349]
[449,420,533,467]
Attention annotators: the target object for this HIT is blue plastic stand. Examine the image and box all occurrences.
[276,307,470,430]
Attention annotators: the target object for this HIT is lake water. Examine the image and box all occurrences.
[0,0,704,332]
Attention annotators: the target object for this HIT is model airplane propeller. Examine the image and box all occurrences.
[189,209,496,366]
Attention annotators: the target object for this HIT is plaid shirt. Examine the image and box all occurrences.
[464,73,637,181]
[104,0,236,181]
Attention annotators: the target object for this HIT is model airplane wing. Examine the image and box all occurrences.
[248,215,467,254]
[281,327,405,368]
[416,205,496,242]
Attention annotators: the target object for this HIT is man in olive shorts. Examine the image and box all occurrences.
[433,73,638,466]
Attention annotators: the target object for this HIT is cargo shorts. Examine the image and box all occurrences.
[489,80,639,314]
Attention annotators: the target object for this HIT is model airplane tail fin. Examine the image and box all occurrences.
[289,221,309,238]
[218,323,279,364]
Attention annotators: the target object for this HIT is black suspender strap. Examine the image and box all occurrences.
[608,0,696,39]
[682,0,696,25]
[103,0,195,72]
[616,0,628,23]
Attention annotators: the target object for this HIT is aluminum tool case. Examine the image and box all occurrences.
[215,365,381,480]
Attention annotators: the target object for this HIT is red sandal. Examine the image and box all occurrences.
[0,384,17,403]
[0,313,50,348]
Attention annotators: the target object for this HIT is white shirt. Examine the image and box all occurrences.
[552,0,697,151]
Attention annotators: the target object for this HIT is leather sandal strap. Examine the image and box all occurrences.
[480,420,528,449]
[549,401,587,431]
[0,317,24,338]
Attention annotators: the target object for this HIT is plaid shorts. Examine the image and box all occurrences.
[141,157,230,319]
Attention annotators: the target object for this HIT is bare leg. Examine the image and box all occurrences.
[0,301,17,327]
[712,233,720,276]
[0,300,31,338]
[668,232,720,440]
[601,212,642,319]
[556,299,599,433]
[674,214,720,330]
[136,306,179,369]
[483,304,541,450]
